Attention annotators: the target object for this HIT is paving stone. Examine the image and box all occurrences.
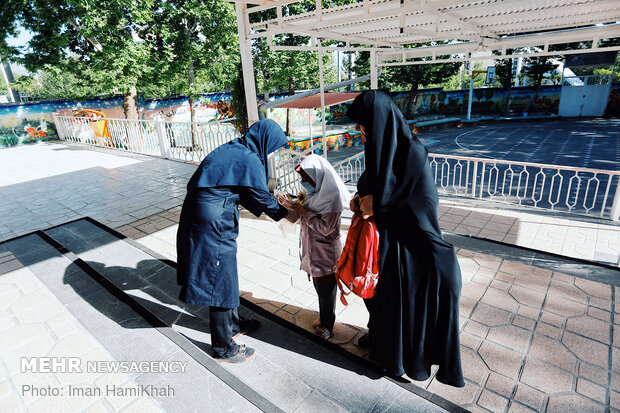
[562,331,610,369]
[534,322,561,339]
[589,296,612,311]
[587,306,611,322]
[549,279,588,303]
[0,324,47,352]
[485,372,515,398]
[565,315,611,344]
[0,380,10,399]
[546,393,605,413]
[499,261,534,277]
[574,278,612,300]
[121,398,165,413]
[520,359,573,394]
[460,332,481,350]
[464,320,488,338]
[540,311,565,328]
[544,295,586,317]
[461,347,488,384]
[462,282,487,301]
[576,377,606,403]
[471,302,512,326]
[507,401,538,413]
[478,341,524,380]
[529,333,576,372]
[0,394,23,412]
[477,389,509,412]
[427,379,479,406]
[508,284,546,309]
[486,324,531,354]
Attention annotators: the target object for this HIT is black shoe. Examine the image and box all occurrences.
[357,332,370,348]
[216,344,255,363]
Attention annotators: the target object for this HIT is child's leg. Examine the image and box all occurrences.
[312,274,337,330]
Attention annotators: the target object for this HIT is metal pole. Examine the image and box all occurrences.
[318,41,327,159]
[337,50,341,91]
[0,59,17,103]
[370,51,378,90]
[235,3,259,126]
[467,62,474,120]
[610,180,620,221]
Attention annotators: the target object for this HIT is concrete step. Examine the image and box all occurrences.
[11,218,457,413]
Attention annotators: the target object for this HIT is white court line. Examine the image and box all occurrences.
[453,128,495,159]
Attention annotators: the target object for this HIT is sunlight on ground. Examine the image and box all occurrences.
[0,142,142,187]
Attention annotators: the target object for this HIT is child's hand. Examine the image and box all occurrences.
[276,193,295,209]
[292,203,308,216]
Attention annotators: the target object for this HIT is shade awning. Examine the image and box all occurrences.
[274,92,360,109]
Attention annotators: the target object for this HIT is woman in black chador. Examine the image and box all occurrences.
[176,119,289,363]
[346,90,464,387]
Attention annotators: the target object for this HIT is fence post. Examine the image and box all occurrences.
[52,114,66,140]
[155,119,169,159]
[610,177,620,221]
[471,160,478,197]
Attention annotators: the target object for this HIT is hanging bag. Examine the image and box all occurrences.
[335,213,380,305]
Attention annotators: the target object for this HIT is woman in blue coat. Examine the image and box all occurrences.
[176,119,289,363]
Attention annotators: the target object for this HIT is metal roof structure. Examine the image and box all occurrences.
[229,0,620,125]
[273,92,360,108]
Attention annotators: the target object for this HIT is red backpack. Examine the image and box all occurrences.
[335,213,380,305]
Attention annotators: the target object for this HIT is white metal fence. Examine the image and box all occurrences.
[53,115,237,163]
[326,151,620,221]
[53,114,620,221]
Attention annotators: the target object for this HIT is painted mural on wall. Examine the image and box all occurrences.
[0,93,234,147]
[1,85,619,148]
[388,85,563,119]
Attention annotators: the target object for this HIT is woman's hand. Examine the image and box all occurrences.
[360,195,373,219]
[350,194,361,213]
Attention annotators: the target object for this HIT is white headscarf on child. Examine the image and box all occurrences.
[299,154,351,214]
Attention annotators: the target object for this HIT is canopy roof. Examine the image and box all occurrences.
[273,92,360,109]
[229,0,620,126]
[230,0,620,64]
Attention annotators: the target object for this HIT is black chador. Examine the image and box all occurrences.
[347,91,464,387]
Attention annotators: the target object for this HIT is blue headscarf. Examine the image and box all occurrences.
[187,119,287,193]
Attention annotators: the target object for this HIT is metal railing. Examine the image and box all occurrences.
[53,114,620,220]
[53,115,237,163]
[268,143,323,195]
[328,150,620,221]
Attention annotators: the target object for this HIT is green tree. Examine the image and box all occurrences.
[8,0,166,118]
[144,0,238,132]
[494,49,515,115]
[521,56,558,113]
[350,46,460,119]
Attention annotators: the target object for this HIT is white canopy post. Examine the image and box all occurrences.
[318,40,327,159]
[370,50,378,90]
[235,2,259,126]
[467,59,474,120]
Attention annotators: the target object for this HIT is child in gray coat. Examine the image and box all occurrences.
[278,154,351,339]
